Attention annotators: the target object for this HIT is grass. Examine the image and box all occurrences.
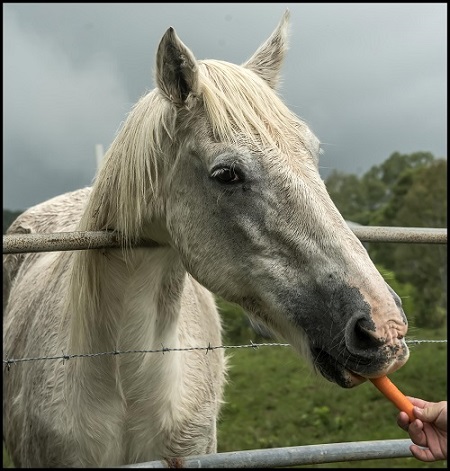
[217,325,447,468]
[3,326,446,468]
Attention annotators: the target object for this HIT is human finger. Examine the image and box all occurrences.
[414,402,447,427]
[410,444,438,462]
[405,396,429,409]
[408,419,427,447]
[397,411,410,431]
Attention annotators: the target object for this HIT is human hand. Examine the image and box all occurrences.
[397,397,447,462]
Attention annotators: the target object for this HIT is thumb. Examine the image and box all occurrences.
[413,404,440,423]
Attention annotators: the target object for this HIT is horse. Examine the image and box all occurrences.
[3,11,410,467]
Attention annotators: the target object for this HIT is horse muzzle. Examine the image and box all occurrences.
[310,312,410,388]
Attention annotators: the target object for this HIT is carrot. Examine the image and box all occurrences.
[370,375,415,421]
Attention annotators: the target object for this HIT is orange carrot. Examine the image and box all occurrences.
[370,376,415,421]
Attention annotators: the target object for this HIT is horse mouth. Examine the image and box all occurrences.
[310,334,409,388]
[310,348,370,388]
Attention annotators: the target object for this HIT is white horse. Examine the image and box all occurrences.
[3,11,410,467]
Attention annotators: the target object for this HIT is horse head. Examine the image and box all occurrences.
[107,11,409,388]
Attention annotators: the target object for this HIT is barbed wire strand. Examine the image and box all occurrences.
[3,339,446,370]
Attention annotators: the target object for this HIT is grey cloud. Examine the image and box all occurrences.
[3,3,446,211]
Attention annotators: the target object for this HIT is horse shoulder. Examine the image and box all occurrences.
[3,188,88,318]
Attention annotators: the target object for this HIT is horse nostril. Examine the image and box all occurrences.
[346,315,384,353]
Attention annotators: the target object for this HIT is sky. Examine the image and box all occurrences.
[3,3,447,211]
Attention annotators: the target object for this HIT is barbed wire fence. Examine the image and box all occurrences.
[3,226,447,370]
[3,339,447,370]
[3,227,447,467]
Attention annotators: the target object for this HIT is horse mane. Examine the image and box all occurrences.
[78,59,314,241]
[199,60,306,154]
[66,59,316,352]
[77,91,173,244]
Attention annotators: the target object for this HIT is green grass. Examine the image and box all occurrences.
[4,327,446,468]
[217,325,447,468]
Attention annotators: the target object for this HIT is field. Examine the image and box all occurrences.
[217,324,447,468]
[3,325,446,468]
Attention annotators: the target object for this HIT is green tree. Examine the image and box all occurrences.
[370,151,434,188]
[326,152,447,328]
[369,160,447,328]
[3,209,23,234]
[375,263,415,321]
[325,171,366,222]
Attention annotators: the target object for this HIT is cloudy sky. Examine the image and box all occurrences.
[3,3,446,211]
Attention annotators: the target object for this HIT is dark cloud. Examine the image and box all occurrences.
[3,3,446,210]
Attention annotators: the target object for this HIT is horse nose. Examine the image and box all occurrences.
[386,283,406,313]
[345,313,385,355]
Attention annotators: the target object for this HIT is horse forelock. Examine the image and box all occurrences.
[80,58,320,247]
[198,60,319,158]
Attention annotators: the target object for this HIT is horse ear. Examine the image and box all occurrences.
[155,27,199,106]
[242,9,290,89]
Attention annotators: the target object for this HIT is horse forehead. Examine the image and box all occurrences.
[190,122,320,167]
[293,122,321,165]
[184,86,320,162]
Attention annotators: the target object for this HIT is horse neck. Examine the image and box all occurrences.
[67,246,186,357]
[64,246,189,466]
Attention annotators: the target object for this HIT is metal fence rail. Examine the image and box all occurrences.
[351,226,446,244]
[119,439,415,468]
[3,226,448,254]
[3,225,446,467]
[2,231,157,254]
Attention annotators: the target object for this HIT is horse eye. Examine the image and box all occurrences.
[211,167,241,184]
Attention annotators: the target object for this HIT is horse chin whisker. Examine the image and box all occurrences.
[3,12,409,467]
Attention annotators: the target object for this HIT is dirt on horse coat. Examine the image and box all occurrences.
[3,11,409,467]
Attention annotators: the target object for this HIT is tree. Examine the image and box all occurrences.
[325,152,447,328]
[369,160,447,328]
[326,171,369,223]
[3,209,23,234]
